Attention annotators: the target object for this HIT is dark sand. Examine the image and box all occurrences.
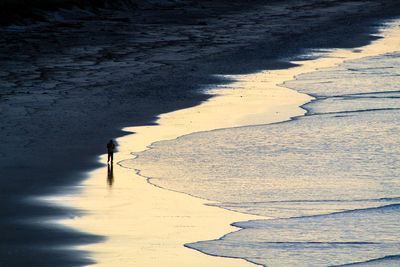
[1,0,400,265]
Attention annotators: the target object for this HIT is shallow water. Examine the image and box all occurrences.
[123,46,400,264]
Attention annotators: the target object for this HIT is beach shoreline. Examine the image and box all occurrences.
[44,18,400,266]
[47,63,310,266]
[2,0,400,265]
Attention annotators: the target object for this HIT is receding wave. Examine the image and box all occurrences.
[125,108,400,218]
[336,254,400,266]
[187,201,400,267]
[231,203,400,229]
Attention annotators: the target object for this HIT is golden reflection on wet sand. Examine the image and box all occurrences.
[42,21,400,266]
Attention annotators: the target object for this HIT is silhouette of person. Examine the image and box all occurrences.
[107,140,115,163]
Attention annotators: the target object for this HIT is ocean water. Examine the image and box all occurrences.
[122,52,400,266]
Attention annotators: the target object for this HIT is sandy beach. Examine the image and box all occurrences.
[2,0,400,265]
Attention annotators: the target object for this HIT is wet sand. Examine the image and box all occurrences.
[39,20,400,266]
[2,0,400,265]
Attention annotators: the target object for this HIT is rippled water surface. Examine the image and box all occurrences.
[123,52,400,266]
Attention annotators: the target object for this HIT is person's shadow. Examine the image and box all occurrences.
[107,163,114,187]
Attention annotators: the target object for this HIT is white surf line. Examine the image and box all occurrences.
[39,19,400,267]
